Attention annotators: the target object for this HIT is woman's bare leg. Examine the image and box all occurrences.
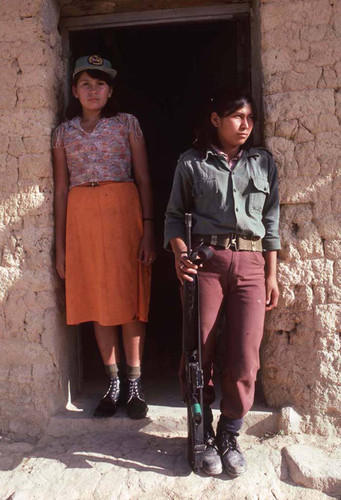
[93,322,120,365]
[121,320,146,367]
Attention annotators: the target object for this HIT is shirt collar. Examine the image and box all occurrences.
[68,116,81,129]
[69,116,106,132]
[205,145,243,162]
[204,146,261,162]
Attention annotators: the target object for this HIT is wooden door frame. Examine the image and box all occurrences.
[60,4,250,32]
[59,3,263,384]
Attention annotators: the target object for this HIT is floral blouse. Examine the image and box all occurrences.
[52,113,143,188]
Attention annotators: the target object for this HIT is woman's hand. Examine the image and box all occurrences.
[175,251,200,285]
[169,237,200,285]
[56,249,66,279]
[264,250,279,310]
[138,223,156,265]
[265,275,279,310]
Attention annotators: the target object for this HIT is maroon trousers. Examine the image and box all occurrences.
[197,247,266,421]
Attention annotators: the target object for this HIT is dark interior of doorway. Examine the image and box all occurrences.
[69,17,264,404]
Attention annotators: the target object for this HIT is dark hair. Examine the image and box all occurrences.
[194,87,257,156]
[65,69,119,119]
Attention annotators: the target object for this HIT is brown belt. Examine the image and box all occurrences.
[79,181,115,187]
[194,234,262,252]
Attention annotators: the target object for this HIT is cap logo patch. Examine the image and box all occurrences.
[88,55,103,66]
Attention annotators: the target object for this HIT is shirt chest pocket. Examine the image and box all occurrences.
[248,176,270,214]
[192,178,219,216]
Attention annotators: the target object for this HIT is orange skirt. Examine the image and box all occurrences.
[65,182,151,326]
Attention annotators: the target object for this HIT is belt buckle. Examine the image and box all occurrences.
[229,234,238,251]
[91,182,99,187]
[211,235,218,246]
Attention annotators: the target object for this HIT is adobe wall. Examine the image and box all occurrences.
[0,0,80,438]
[260,0,340,434]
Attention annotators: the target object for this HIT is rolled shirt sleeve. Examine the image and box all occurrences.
[52,123,65,149]
[261,153,281,251]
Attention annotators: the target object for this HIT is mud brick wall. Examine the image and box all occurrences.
[0,0,79,437]
[260,0,340,435]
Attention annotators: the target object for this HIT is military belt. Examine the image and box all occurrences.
[194,233,262,252]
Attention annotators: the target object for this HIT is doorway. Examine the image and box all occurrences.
[69,17,252,386]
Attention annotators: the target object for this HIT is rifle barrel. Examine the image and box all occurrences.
[185,213,192,256]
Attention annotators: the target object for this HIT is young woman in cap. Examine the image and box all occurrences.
[53,55,155,419]
[164,87,280,476]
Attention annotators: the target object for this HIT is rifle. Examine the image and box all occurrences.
[182,213,213,471]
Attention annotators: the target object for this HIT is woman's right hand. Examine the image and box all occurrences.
[56,250,65,279]
[175,251,199,285]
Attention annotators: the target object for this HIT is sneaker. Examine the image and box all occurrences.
[126,377,148,419]
[93,377,120,418]
[217,431,247,477]
[201,432,223,475]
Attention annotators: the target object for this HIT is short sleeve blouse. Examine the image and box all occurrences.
[52,113,143,188]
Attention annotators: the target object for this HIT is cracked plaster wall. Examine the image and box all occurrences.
[0,0,80,438]
[259,0,341,435]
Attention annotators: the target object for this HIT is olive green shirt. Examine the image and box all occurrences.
[164,147,281,251]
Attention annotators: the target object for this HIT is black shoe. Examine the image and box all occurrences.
[217,431,247,477]
[126,377,148,419]
[201,432,223,476]
[93,378,120,418]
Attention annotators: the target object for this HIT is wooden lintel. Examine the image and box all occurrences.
[60,4,250,31]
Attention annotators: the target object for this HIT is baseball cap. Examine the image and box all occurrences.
[73,55,117,81]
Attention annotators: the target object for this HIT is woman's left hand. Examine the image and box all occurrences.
[138,226,156,265]
[265,275,279,311]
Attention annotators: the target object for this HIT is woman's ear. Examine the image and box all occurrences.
[72,85,78,99]
[108,87,113,98]
[210,112,219,128]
